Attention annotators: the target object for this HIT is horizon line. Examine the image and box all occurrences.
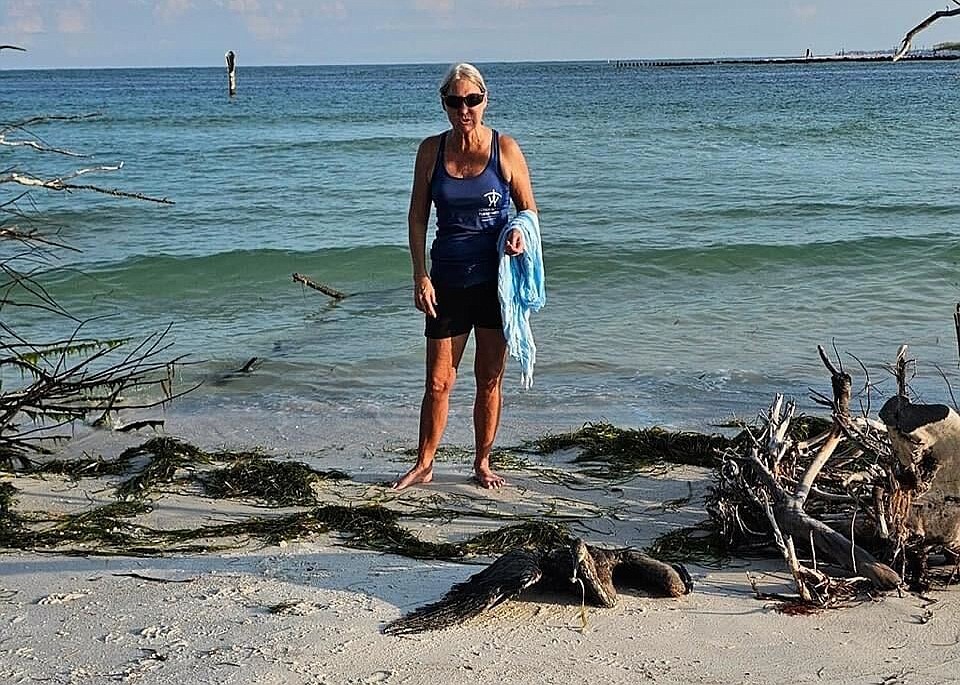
[1,50,945,72]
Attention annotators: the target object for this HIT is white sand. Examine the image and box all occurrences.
[2,410,959,685]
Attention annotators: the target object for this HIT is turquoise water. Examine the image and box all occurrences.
[3,61,959,435]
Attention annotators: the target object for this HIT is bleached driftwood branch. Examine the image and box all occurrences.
[0,168,173,204]
[893,1,960,61]
[1,115,173,203]
[1,114,102,156]
[719,346,901,592]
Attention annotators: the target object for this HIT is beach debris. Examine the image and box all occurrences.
[0,114,186,474]
[709,346,900,602]
[878,392,960,591]
[207,357,264,386]
[116,419,166,433]
[112,572,198,584]
[237,357,261,373]
[292,272,347,300]
[37,590,90,605]
[200,458,348,506]
[644,522,727,567]
[528,422,732,476]
[383,538,691,635]
[0,437,583,559]
[709,344,960,608]
[747,572,874,614]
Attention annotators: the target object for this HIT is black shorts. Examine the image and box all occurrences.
[425,280,503,339]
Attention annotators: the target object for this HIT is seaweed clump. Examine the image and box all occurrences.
[0,435,582,563]
[529,422,732,476]
[200,459,348,506]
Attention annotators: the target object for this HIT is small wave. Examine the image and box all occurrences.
[546,233,959,278]
[40,245,412,298]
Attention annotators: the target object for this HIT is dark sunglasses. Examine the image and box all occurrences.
[442,92,485,109]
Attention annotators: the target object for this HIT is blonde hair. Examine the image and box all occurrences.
[438,62,487,96]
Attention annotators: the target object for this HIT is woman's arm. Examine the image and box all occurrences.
[408,136,438,316]
[500,133,537,213]
[499,133,537,255]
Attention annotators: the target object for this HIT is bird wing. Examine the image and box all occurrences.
[383,548,543,635]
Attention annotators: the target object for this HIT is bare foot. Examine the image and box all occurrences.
[474,466,505,489]
[391,464,433,490]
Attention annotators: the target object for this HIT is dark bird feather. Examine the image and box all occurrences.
[383,549,543,635]
[383,539,692,635]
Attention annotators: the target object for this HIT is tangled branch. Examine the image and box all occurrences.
[0,111,185,459]
[894,1,960,61]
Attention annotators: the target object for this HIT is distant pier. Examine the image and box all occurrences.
[612,53,960,68]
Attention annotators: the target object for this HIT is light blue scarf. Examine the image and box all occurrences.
[497,210,545,389]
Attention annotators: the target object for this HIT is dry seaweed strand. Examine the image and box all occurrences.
[114,437,209,499]
[527,422,732,476]
[0,437,579,560]
[200,459,348,506]
[644,522,728,567]
[0,429,740,569]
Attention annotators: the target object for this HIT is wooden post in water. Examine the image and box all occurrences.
[225,50,237,97]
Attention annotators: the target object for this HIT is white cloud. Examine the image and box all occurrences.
[790,4,817,21]
[3,0,45,34]
[415,0,452,11]
[495,0,594,7]
[215,0,346,43]
[154,0,192,22]
[225,0,261,11]
[56,0,91,34]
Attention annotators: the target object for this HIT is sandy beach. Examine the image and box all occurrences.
[2,407,959,685]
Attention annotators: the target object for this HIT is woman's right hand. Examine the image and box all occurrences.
[414,276,437,318]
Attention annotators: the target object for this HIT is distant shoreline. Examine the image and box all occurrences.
[614,53,960,68]
[6,53,960,71]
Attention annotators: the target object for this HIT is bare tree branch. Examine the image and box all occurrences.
[0,108,186,457]
[894,3,960,61]
[0,114,101,156]
[0,168,174,204]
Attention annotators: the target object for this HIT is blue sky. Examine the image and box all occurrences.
[2,1,958,68]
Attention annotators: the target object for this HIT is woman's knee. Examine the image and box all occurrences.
[474,367,503,395]
[425,370,457,398]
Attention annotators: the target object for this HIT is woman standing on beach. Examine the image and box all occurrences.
[392,62,538,491]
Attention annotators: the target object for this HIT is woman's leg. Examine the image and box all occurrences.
[473,327,508,489]
[392,333,469,490]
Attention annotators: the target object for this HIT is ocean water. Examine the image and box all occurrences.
[3,61,959,443]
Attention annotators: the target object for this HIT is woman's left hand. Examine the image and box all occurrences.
[503,228,525,256]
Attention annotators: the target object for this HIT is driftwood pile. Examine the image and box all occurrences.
[709,345,960,607]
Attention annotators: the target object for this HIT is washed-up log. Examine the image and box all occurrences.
[880,394,960,553]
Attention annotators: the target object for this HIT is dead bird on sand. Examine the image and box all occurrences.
[383,538,692,635]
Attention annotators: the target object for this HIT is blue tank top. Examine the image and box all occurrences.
[429,130,511,287]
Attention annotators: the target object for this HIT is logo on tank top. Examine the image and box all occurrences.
[483,189,503,207]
